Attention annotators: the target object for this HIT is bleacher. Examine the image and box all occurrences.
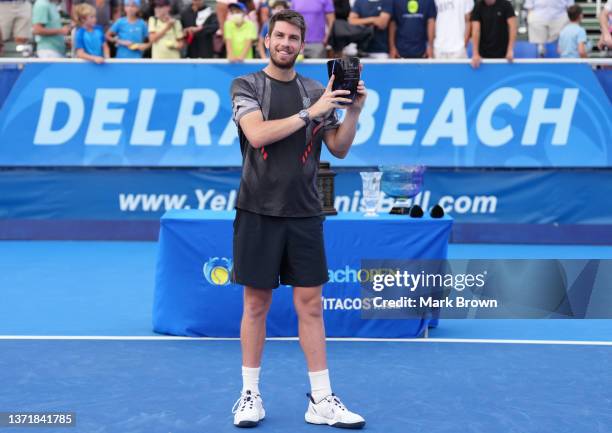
[514,0,609,58]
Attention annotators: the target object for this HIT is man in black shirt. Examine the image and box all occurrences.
[180,0,218,58]
[230,9,367,430]
[470,0,517,68]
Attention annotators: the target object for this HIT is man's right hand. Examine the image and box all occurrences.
[59,25,71,36]
[599,33,612,50]
[471,53,481,69]
[307,75,353,119]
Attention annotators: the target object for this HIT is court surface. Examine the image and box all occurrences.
[1,241,612,433]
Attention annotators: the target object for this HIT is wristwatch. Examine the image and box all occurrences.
[298,109,311,126]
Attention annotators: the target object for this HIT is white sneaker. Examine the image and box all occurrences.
[305,393,365,429]
[232,390,265,428]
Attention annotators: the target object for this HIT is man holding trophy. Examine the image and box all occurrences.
[230,9,367,429]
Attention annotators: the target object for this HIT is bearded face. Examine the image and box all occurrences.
[266,21,303,70]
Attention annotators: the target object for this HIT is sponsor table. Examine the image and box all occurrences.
[153,210,452,338]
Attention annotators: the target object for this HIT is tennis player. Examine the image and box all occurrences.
[229,9,367,429]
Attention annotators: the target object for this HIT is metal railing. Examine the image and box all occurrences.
[0,58,611,65]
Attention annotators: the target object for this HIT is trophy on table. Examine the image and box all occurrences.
[379,165,426,215]
[359,171,383,217]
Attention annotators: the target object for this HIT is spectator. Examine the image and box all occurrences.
[73,3,110,62]
[106,0,150,58]
[349,0,389,58]
[181,0,218,58]
[73,0,120,30]
[434,0,474,58]
[141,0,184,21]
[257,0,271,28]
[216,0,233,35]
[558,4,589,58]
[148,0,184,59]
[470,0,516,68]
[378,0,437,58]
[334,0,350,20]
[292,0,335,58]
[598,0,612,51]
[257,0,289,59]
[524,0,573,55]
[224,2,257,61]
[242,0,261,27]
[0,0,32,54]
[32,0,70,58]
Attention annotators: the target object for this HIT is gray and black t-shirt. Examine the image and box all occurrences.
[231,71,339,217]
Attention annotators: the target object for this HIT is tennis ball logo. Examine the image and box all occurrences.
[203,257,233,286]
[210,266,230,285]
[407,0,419,13]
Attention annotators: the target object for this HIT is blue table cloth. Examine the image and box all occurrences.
[153,210,452,338]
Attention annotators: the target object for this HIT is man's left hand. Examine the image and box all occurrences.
[348,64,367,113]
[347,80,367,113]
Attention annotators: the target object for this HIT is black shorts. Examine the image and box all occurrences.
[232,209,329,289]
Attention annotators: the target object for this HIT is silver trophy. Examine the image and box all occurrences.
[379,165,425,215]
[359,171,382,217]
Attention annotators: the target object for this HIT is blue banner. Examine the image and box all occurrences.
[154,210,451,337]
[0,62,610,167]
[1,168,611,225]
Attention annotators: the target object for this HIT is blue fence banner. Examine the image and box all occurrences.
[1,168,611,226]
[0,62,610,167]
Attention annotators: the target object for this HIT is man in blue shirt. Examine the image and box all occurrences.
[73,3,109,63]
[558,5,589,58]
[377,0,437,58]
[106,0,149,58]
[349,0,389,58]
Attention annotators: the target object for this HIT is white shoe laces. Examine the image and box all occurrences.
[232,391,258,414]
[322,394,347,412]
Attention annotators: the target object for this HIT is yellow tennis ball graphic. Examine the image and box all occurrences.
[408,0,419,13]
[210,266,230,285]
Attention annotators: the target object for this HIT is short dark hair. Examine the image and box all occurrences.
[567,4,582,21]
[268,9,306,42]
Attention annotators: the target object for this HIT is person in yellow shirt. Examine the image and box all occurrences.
[148,0,184,59]
[224,2,257,62]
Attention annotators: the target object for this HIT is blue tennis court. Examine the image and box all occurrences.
[1,338,611,433]
[2,241,611,433]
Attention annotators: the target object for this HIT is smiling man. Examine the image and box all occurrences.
[229,9,367,430]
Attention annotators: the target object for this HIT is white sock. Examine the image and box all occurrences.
[308,369,332,403]
[242,366,261,395]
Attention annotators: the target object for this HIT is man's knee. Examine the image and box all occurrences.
[243,288,272,319]
[295,292,323,319]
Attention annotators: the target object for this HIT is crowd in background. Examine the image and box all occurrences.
[0,0,611,64]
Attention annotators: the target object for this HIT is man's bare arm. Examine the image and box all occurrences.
[238,110,307,149]
[236,76,351,149]
[348,12,377,27]
[323,79,367,159]
[374,11,392,30]
[323,110,359,159]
